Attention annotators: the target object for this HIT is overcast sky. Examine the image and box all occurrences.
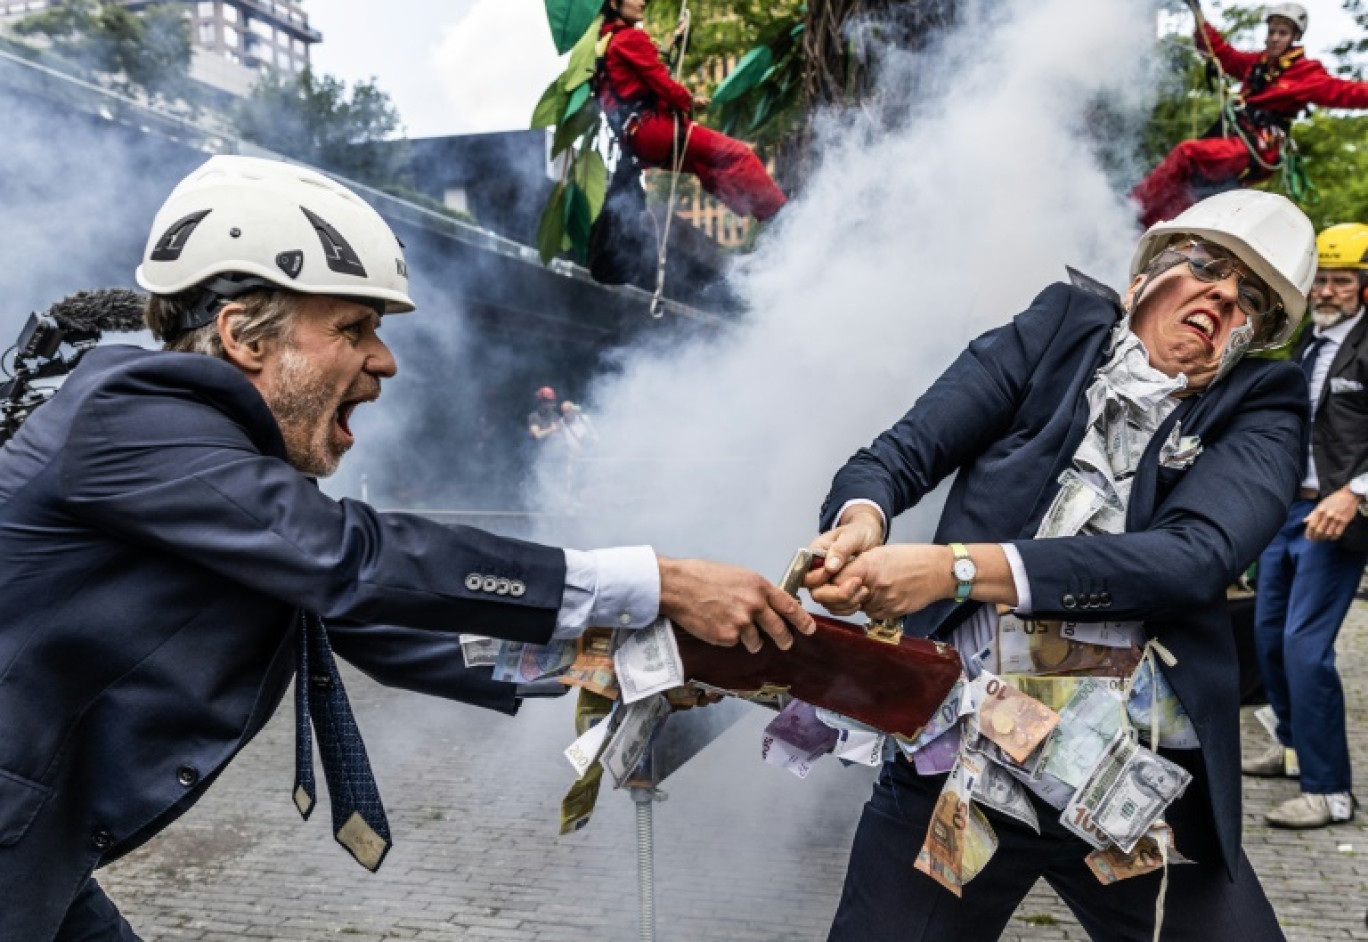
[308,0,1361,140]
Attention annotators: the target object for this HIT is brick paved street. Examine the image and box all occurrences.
[102,606,1368,941]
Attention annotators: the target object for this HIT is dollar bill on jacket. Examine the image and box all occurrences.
[1091,746,1192,853]
[762,699,838,779]
[1062,732,1136,849]
[600,693,669,788]
[976,672,1061,764]
[913,751,983,897]
[459,634,501,668]
[966,748,1039,833]
[614,617,685,704]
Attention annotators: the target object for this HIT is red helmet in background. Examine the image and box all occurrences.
[536,386,557,401]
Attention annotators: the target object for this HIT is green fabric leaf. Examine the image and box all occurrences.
[710,45,773,105]
[531,79,570,128]
[575,148,608,221]
[538,181,569,264]
[545,0,600,56]
[563,181,594,262]
[563,82,592,123]
[552,98,599,158]
[561,15,604,91]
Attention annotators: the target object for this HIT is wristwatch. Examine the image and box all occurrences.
[949,542,977,603]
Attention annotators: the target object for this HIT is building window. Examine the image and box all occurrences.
[198,22,216,43]
[248,18,273,40]
[221,3,237,22]
[223,27,238,48]
[197,1,214,16]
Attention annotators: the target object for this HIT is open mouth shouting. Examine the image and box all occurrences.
[1180,310,1219,352]
[334,392,378,447]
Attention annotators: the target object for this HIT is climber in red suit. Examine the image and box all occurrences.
[1133,3,1368,228]
[597,0,787,221]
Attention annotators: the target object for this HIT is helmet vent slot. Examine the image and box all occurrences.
[301,206,367,278]
[150,209,212,262]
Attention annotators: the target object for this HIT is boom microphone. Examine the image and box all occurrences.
[47,289,146,334]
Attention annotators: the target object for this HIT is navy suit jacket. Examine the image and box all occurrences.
[0,346,569,940]
[821,279,1307,877]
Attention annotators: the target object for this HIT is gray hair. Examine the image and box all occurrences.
[146,289,299,358]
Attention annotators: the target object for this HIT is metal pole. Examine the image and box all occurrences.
[631,786,662,942]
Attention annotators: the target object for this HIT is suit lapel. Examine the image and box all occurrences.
[1318,313,1368,413]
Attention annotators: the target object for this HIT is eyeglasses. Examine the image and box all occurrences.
[1155,241,1281,322]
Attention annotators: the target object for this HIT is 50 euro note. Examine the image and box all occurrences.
[997,616,1142,676]
[914,751,983,897]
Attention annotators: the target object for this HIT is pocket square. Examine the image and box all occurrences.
[1330,377,1364,394]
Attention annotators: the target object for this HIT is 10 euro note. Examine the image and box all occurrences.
[977,673,1060,764]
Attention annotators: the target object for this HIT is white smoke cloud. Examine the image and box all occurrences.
[532,0,1160,570]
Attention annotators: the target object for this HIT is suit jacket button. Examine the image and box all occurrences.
[509,581,526,598]
[618,613,632,626]
[465,573,483,591]
[92,830,113,850]
[1100,592,1112,606]
[1088,594,1102,608]
[177,766,199,787]
[495,578,511,596]
[482,576,499,593]
[1062,594,1077,609]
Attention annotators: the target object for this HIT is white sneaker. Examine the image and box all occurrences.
[1265,792,1356,829]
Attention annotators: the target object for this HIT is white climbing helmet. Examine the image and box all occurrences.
[1131,189,1316,351]
[135,155,414,317]
[1266,3,1308,37]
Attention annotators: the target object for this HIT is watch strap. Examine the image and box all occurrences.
[950,542,973,603]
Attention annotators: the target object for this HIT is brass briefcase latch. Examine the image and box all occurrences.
[865,618,903,645]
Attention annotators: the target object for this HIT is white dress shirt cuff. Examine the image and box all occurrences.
[554,546,661,639]
[836,499,887,542]
[1001,543,1032,615]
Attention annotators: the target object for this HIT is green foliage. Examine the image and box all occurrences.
[1290,112,1368,228]
[233,67,407,188]
[1332,0,1368,78]
[562,15,604,91]
[545,0,602,56]
[13,0,192,103]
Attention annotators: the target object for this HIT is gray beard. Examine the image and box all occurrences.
[1312,308,1360,331]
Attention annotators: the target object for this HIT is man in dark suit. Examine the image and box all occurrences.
[0,155,814,942]
[1244,223,1368,828]
[805,190,1315,940]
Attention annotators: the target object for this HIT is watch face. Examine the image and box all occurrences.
[953,558,977,582]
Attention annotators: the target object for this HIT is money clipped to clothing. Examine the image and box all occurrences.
[672,613,962,739]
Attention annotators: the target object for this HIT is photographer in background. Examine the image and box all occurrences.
[0,155,813,942]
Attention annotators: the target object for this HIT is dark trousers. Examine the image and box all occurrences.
[54,878,142,942]
[827,758,1285,942]
[1254,498,1366,794]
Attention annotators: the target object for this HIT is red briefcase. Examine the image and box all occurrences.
[672,614,962,740]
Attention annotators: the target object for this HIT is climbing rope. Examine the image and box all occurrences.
[649,0,691,319]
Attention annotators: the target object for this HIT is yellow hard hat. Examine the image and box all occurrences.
[1316,223,1368,270]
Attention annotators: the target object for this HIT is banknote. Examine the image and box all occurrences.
[912,726,962,775]
[834,730,886,767]
[559,628,620,699]
[1091,747,1191,853]
[907,676,969,751]
[492,640,575,683]
[913,752,982,897]
[1085,822,1180,885]
[1058,620,1144,649]
[961,804,999,884]
[1043,675,1126,788]
[600,693,669,788]
[977,673,1060,764]
[1126,658,1199,749]
[564,709,615,779]
[560,761,604,835]
[997,616,1142,676]
[762,700,838,778]
[1063,732,1136,849]
[1036,468,1107,538]
[614,617,685,704]
[459,634,501,668]
[967,749,1039,833]
[1000,674,1124,714]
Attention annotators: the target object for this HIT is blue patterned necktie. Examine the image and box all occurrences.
[293,610,392,871]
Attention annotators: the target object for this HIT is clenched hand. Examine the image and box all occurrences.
[658,557,816,653]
